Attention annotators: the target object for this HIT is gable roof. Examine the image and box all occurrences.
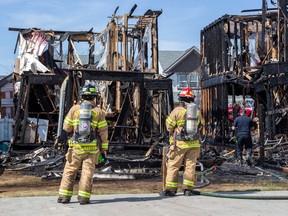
[159,50,186,72]
[159,46,200,77]
[0,73,13,87]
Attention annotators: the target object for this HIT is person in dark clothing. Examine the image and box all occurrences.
[232,109,254,165]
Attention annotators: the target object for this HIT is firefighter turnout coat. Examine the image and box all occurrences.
[165,104,201,191]
[59,100,108,200]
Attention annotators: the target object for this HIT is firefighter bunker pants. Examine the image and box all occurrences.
[165,146,200,191]
[59,148,99,199]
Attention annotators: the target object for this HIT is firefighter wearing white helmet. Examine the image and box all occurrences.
[160,87,201,197]
[58,82,108,205]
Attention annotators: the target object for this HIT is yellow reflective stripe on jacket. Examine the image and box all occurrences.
[176,119,185,126]
[68,139,96,144]
[91,120,97,127]
[166,181,178,188]
[167,109,186,127]
[91,111,99,118]
[68,140,97,146]
[64,116,72,125]
[78,190,91,198]
[183,179,194,187]
[91,120,108,128]
[179,109,202,125]
[179,109,187,118]
[169,137,200,148]
[64,117,79,126]
[102,142,108,150]
[73,119,80,125]
[166,116,176,127]
[68,140,99,154]
[97,120,108,129]
[59,189,73,197]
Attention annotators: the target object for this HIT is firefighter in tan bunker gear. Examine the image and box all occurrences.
[57,83,108,205]
[160,87,201,196]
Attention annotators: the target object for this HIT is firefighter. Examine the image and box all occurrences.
[232,109,254,166]
[57,83,108,205]
[160,87,201,197]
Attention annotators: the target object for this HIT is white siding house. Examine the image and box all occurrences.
[159,47,201,106]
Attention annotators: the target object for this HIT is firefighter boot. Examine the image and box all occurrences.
[78,196,90,205]
[184,189,193,196]
[159,190,176,197]
[244,153,253,166]
[246,156,252,166]
[57,196,71,204]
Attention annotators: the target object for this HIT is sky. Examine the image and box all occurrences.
[0,0,275,75]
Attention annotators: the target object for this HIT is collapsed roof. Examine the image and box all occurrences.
[201,1,288,154]
[8,5,173,157]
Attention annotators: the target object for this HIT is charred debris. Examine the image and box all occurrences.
[1,5,172,178]
[201,0,288,172]
[1,1,288,181]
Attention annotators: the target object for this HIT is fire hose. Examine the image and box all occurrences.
[191,190,288,200]
[192,165,288,200]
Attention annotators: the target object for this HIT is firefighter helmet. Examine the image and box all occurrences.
[179,87,195,102]
[80,83,99,96]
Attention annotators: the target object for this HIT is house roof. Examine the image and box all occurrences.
[159,46,200,77]
[159,50,186,72]
[0,73,13,87]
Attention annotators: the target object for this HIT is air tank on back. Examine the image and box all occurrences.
[186,103,198,136]
[79,101,92,137]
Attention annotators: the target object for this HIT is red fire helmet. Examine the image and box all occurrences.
[179,87,194,99]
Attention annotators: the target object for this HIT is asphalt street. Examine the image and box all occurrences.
[1,191,288,216]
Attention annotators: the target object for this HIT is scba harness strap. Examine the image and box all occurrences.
[69,127,98,153]
[69,101,98,153]
[175,133,199,141]
[68,139,99,155]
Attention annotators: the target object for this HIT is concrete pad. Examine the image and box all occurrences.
[1,191,288,216]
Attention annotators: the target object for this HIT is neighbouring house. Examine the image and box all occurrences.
[0,73,14,151]
[0,73,14,118]
[159,46,201,106]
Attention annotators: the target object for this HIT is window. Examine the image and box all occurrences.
[190,72,198,88]
[177,72,199,89]
[177,74,188,89]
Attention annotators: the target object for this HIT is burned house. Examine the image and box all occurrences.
[3,2,288,181]
[201,0,288,162]
[9,5,173,160]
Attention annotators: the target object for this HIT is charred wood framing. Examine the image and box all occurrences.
[9,7,172,156]
[201,0,288,145]
[259,104,265,165]
[76,69,173,148]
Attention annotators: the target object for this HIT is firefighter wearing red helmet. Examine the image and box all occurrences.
[57,82,108,205]
[160,87,201,197]
[179,87,195,101]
